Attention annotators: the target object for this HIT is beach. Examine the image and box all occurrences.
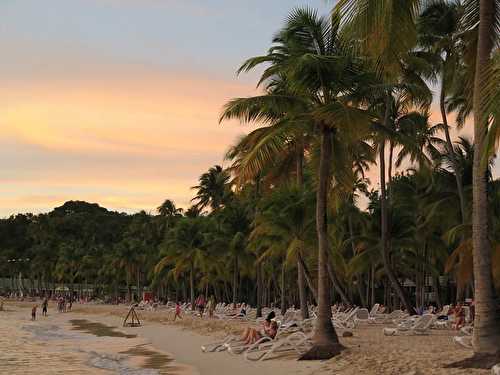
[1,301,494,375]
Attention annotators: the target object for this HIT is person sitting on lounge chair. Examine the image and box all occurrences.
[240,311,277,344]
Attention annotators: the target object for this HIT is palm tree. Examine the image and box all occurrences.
[468,0,500,354]
[157,199,183,218]
[334,0,434,315]
[279,8,373,359]
[221,78,314,318]
[192,166,231,212]
[417,1,468,223]
[250,186,317,313]
[155,216,212,309]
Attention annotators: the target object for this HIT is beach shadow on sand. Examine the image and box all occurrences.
[120,343,183,373]
[444,353,500,370]
[69,319,137,338]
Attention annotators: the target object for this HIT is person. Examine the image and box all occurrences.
[42,297,48,317]
[195,294,206,318]
[240,311,278,345]
[173,301,182,321]
[31,305,37,321]
[453,303,465,330]
[207,295,215,319]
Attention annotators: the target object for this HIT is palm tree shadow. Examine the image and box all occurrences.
[444,353,500,370]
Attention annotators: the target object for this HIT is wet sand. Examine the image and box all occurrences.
[0,304,192,375]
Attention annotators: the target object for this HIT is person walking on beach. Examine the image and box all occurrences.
[207,295,215,318]
[173,301,182,321]
[31,305,38,321]
[42,297,48,316]
[195,294,206,318]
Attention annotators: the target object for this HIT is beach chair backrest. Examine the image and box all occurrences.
[413,314,435,330]
[369,303,380,316]
[343,307,359,322]
[356,308,370,320]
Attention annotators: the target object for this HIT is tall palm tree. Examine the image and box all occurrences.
[468,0,500,354]
[334,0,432,315]
[280,8,372,359]
[417,1,468,223]
[221,77,314,318]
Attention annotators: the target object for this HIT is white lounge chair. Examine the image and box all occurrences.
[383,314,436,336]
[201,335,239,353]
[492,363,500,375]
[244,331,312,361]
[332,307,358,329]
[354,308,370,325]
[453,335,472,349]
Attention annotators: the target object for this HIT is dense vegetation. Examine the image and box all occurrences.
[1,0,499,359]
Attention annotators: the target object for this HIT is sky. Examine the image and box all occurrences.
[0,0,333,216]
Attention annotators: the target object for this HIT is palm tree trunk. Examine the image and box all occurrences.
[296,149,309,319]
[232,256,238,307]
[379,139,415,314]
[190,263,195,310]
[300,127,343,360]
[256,262,262,318]
[297,257,309,319]
[298,254,318,303]
[326,258,351,304]
[280,261,286,315]
[471,0,500,354]
[440,78,467,222]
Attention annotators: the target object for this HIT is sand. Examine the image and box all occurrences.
[2,301,496,375]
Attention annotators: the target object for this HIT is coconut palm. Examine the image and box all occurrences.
[466,0,500,353]
[417,0,468,223]
[191,166,231,212]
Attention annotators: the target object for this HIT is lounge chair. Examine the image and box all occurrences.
[332,307,358,329]
[201,335,239,353]
[453,335,472,349]
[354,308,371,325]
[383,314,436,336]
[492,363,500,375]
[244,331,312,361]
[370,309,407,324]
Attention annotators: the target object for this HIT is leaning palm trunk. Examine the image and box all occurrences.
[471,0,500,354]
[440,81,467,222]
[300,127,343,360]
[298,254,319,303]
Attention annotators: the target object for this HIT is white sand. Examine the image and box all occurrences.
[4,301,495,375]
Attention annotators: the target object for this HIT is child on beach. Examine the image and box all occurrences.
[173,302,182,321]
[31,305,37,321]
[42,298,48,316]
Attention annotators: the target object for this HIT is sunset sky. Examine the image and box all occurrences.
[0,0,333,216]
